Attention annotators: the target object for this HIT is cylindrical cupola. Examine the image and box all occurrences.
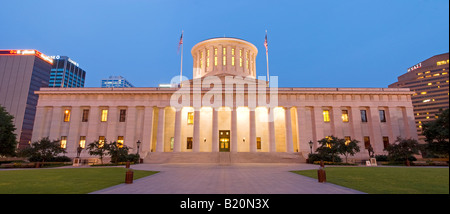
[191,37,258,79]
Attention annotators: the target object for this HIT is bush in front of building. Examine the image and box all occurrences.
[17,137,67,163]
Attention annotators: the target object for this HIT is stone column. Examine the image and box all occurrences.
[212,107,219,152]
[86,106,99,143]
[125,106,137,148]
[249,107,257,152]
[285,107,294,153]
[173,107,182,152]
[268,107,276,152]
[231,107,238,152]
[193,107,201,152]
[49,106,62,141]
[141,106,154,154]
[368,106,383,153]
[156,107,165,152]
[106,106,118,144]
[67,107,81,154]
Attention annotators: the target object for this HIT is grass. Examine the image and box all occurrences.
[292,167,449,194]
[0,167,158,194]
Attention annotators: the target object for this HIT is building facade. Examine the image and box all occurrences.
[49,55,86,88]
[389,53,449,142]
[31,38,418,162]
[0,49,53,147]
[101,76,134,88]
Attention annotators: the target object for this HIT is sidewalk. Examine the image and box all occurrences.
[90,163,366,194]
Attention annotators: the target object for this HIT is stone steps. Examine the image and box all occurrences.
[143,152,307,164]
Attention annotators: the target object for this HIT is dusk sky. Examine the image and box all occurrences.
[1,0,448,88]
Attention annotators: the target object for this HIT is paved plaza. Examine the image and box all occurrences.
[90,163,365,194]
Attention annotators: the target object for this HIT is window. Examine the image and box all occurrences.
[99,136,105,147]
[363,136,370,149]
[341,110,349,122]
[79,136,86,148]
[170,137,174,150]
[323,110,330,122]
[119,109,126,122]
[187,112,194,124]
[223,48,226,66]
[361,110,368,122]
[214,48,218,66]
[231,48,235,66]
[82,109,89,122]
[60,136,67,148]
[379,110,386,122]
[64,109,71,122]
[256,137,261,150]
[101,109,108,122]
[186,137,193,150]
[382,136,389,149]
[239,49,242,67]
[344,136,351,145]
[117,136,124,148]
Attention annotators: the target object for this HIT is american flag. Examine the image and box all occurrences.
[264,31,268,53]
[178,31,183,53]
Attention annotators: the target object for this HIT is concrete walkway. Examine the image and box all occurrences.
[90,163,365,194]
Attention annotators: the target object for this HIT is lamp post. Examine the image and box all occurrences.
[136,140,141,155]
[308,140,313,154]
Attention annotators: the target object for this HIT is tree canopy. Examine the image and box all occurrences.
[0,105,17,157]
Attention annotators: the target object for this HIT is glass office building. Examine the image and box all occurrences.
[0,49,53,147]
[101,76,134,88]
[49,55,86,88]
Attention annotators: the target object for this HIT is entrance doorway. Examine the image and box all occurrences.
[219,130,230,152]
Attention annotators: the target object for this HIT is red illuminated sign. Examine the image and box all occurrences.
[0,49,53,64]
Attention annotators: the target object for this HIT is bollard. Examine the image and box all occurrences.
[125,161,130,168]
[317,160,326,183]
[125,170,134,184]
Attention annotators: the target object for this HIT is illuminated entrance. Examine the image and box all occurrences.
[219,130,230,152]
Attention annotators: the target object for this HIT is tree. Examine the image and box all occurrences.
[422,109,449,158]
[385,137,420,165]
[86,139,108,164]
[0,105,17,157]
[316,136,342,162]
[17,137,67,162]
[339,139,361,163]
[106,141,130,164]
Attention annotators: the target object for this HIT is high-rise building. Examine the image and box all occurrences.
[0,49,53,147]
[389,53,449,142]
[49,55,86,88]
[101,76,134,88]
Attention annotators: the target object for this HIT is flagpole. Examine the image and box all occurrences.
[266,47,269,87]
[179,30,183,87]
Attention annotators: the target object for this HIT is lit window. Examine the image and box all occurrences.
[341,110,349,122]
[99,136,105,147]
[207,58,210,67]
[187,112,194,124]
[214,56,217,66]
[344,136,351,145]
[433,73,440,76]
[442,72,448,75]
[420,92,427,95]
[427,83,432,85]
[323,110,330,122]
[117,136,124,148]
[364,136,370,149]
[223,48,226,66]
[79,136,86,148]
[101,110,108,122]
[231,48,235,66]
[60,136,67,148]
[64,109,71,122]
[239,49,242,67]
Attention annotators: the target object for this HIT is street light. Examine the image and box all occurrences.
[136,140,141,155]
[308,140,313,154]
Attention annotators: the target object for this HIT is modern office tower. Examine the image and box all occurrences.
[101,76,134,88]
[389,53,449,142]
[49,55,86,88]
[0,49,53,147]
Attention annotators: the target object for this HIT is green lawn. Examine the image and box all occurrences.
[292,167,449,194]
[0,167,158,194]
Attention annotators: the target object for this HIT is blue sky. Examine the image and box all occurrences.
[1,0,448,88]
